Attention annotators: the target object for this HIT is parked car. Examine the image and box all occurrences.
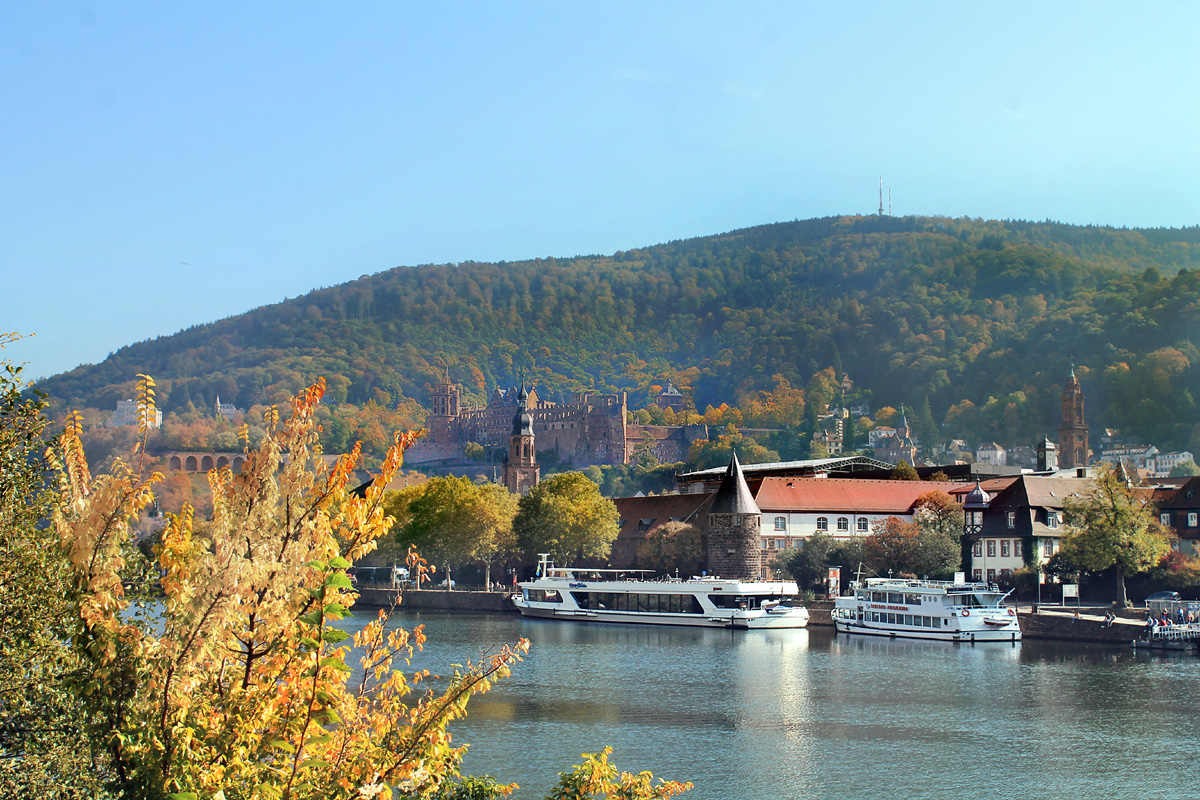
[1145,591,1181,603]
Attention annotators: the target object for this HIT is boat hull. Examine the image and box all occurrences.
[513,599,809,629]
[834,619,1021,642]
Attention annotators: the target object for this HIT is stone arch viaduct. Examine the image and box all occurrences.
[163,451,246,473]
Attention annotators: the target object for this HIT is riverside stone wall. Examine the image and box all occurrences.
[357,588,518,613]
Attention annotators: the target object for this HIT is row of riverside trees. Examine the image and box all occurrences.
[376,471,620,589]
[0,345,689,798]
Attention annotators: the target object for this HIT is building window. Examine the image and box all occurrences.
[637,518,654,534]
[857,517,869,532]
[972,541,981,557]
[816,517,828,531]
[1162,513,1171,526]
[1006,511,1016,528]
[1014,539,1023,557]
[973,569,982,581]
[837,517,849,532]
[1001,540,1010,557]
[987,569,996,583]
[776,538,787,550]
[987,540,996,557]
[1044,539,1054,557]
[774,516,787,531]
[1047,512,1059,529]
[1190,513,1198,528]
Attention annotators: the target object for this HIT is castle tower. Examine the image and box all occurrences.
[1059,367,1088,469]
[429,380,460,443]
[706,453,762,579]
[503,384,540,496]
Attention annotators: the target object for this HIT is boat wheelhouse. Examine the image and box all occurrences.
[513,555,810,629]
[831,577,1021,642]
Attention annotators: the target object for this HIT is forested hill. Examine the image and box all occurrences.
[38,215,1200,452]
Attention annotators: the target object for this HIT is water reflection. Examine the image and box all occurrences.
[344,610,1200,800]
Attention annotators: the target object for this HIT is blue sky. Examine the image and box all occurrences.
[4,2,1198,379]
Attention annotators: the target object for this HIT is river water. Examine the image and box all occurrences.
[343,609,1200,799]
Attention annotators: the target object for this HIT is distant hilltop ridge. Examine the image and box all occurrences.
[35,215,1200,455]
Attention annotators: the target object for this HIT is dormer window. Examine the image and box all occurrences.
[1006,511,1016,528]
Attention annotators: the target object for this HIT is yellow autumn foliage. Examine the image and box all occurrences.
[53,377,528,800]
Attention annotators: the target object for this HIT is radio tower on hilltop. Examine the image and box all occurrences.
[878,177,885,216]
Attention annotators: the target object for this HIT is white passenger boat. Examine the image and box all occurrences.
[512,555,810,629]
[831,577,1021,642]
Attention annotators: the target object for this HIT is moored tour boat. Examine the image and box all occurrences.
[831,576,1021,643]
[513,555,810,629]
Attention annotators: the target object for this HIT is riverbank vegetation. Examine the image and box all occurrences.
[0,356,689,799]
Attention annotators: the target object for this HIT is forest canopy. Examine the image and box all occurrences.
[33,215,1200,456]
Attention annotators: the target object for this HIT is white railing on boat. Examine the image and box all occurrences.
[1145,623,1200,641]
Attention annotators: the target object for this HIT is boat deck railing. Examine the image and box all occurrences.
[1144,623,1200,642]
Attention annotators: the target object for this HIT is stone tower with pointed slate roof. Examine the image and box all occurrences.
[706,453,762,579]
[503,384,540,496]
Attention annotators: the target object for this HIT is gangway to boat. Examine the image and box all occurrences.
[1134,623,1200,652]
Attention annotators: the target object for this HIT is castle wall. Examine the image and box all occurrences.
[424,385,631,468]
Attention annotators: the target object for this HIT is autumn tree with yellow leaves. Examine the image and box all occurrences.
[48,375,689,800]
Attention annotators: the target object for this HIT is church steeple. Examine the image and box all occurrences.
[1059,366,1088,469]
[503,381,539,496]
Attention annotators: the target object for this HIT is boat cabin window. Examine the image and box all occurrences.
[527,589,562,603]
[904,593,922,605]
[709,594,782,610]
[575,592,702,614]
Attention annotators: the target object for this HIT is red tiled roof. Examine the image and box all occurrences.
[753,478,962,514]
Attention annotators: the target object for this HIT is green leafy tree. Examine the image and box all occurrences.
[395,476,518,588]
[864,517,920,576]
[0,335,106,797]
[1169,459,1200,477]
[514,472,619,565]
[637,522,705,578]
[864,501,962,580]
[911,491,964,578]
[890,461,920,481]
[774,531,835,593]
[1060,463,1172,606]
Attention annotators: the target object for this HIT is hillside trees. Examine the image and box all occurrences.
[33,216,1200,458]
